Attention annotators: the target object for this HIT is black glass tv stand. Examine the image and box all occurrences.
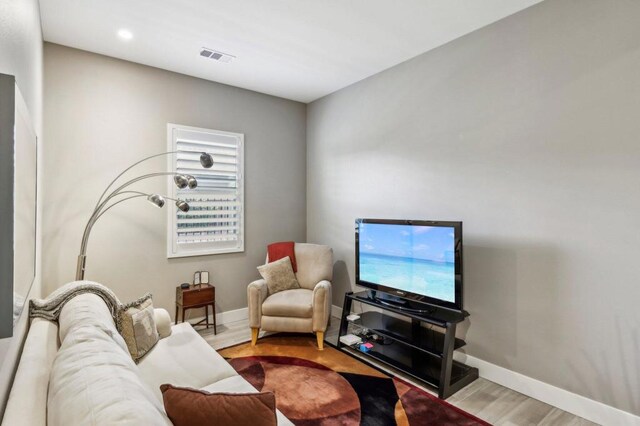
[366,291,436,314]
[337,291,478,399]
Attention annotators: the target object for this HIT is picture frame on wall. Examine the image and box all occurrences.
[0,74,37,338]
[193,271,201,285]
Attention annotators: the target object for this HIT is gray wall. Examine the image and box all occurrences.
[307,0,640,416]
[43,44,306,318]
[0,0,43,418]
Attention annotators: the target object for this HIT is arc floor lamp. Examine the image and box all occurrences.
[75,151,214,280]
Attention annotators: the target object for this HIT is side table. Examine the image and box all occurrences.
[175,283,217,334]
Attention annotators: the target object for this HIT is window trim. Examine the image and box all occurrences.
[166,123,244,258]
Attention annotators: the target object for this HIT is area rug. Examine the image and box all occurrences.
[219,335,490,426]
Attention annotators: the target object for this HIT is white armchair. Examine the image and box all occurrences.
[247,243,333,349]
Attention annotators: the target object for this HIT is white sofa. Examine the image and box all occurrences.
[2,292,293,425]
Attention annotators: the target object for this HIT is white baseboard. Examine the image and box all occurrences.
[332,304,640,425]
[455,353,640,426]
[331,304,343,319]
[177,307,249,326]
[214,307,249,325]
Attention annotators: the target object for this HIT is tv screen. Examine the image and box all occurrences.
[356,219,463,311]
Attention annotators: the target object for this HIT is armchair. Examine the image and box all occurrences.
[248,243,333,349]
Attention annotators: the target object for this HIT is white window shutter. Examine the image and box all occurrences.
[167,124,244,258]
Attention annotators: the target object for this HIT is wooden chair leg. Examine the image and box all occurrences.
[316,331,324,350]
[251,328,259,346]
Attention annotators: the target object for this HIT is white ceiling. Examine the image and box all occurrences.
[39,0,542,103]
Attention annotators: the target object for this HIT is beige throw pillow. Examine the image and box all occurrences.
[118,293,159,362]
[258,256,300,294]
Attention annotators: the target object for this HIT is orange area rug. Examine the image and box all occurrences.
[219,335,490,426]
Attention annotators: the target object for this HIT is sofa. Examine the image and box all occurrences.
[248,243,333,349]
[2,291,293,425]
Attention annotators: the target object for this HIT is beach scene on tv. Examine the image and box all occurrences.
[359,223,456,303]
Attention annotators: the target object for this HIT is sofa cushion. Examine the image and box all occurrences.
[160,384,277,426]
[137,322,238,402]
[262,289,313,318]
[261,316,313,333]
[201,375,261,393]
[118,293,160,362]
[258,257,301,295]
[48,318,171,426]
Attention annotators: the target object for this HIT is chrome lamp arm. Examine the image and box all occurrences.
[93,151,179,210]
[75,151,214,281]
[92,150,212,209]
[93,172,191,219]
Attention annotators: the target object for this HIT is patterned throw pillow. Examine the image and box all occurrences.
[118,293,159,362]
[257,256,301,294]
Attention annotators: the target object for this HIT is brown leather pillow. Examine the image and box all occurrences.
[160,384,277,426]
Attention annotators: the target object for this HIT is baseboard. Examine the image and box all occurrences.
[214,307,249,325]
[454,353,640,426]
[332,304,639,425]
[176,307,249,327]
[331,304,342,319]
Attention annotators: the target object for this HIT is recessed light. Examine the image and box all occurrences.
[117,29,133,41]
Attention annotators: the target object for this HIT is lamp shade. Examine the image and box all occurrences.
[186,175,198,189]
[174,174,189,189]
[176,200,190,212]
[200,152,214,168]
[147,194,165,208]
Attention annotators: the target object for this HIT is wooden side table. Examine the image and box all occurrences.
[175,283,216,334]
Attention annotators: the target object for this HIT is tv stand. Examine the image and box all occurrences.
[338,291,478,399]
[367,292,436,314]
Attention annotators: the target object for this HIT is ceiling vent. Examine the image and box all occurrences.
[200,48,235,63]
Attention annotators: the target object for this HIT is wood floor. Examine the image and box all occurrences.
[198,318,597,426]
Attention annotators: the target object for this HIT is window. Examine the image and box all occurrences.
[167,124,244,258]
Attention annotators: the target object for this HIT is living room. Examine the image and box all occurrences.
[1,0,639,425]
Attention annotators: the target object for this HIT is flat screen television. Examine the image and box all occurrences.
[355,219,463,312]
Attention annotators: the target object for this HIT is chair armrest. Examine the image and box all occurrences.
[312,280,332,332]
[248,279,269,328]
[153,308,172,339]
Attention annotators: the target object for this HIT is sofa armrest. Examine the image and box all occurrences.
[3,318,58,426]
[154,308,172,339]
[312,280,332,332]
[248,279,269,329]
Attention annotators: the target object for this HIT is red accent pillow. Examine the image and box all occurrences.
[267,241,297,272]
